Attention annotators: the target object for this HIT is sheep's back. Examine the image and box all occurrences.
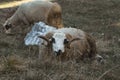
[18,1,53,23]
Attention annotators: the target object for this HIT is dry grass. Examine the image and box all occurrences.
[0,0,120,80]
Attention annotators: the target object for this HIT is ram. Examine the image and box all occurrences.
[39,28,102,61]
[3,0,63,34]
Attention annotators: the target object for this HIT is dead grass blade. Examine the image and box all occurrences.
[97,65,120,80]
[39,69,54,80]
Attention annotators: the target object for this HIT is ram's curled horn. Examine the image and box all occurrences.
[67,38,81,49]
[39,35,50,45]
[70,38,81,43]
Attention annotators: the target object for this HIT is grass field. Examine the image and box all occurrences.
[0,0,120,80]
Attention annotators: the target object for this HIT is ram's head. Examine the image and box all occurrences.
[39,32,80,56]
[3,18,13,34]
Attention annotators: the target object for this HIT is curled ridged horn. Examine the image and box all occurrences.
[39,35,50,46]
[70,38,81,43]
[67,38,81,49]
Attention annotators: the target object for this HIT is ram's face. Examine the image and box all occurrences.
[39,32,80,56]
[51,32,69,56]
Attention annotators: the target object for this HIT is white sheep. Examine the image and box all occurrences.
[39,28,102,61]
[3,0,63,34]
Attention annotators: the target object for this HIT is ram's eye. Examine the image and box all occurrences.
[51,38,55,43]
[64,39,69,44]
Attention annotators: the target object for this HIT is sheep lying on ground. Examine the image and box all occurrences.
[39,28,102,61]
[3,0,63,34]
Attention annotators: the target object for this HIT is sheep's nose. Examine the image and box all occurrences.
[5,25,11,30]
[55,50,62,56]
